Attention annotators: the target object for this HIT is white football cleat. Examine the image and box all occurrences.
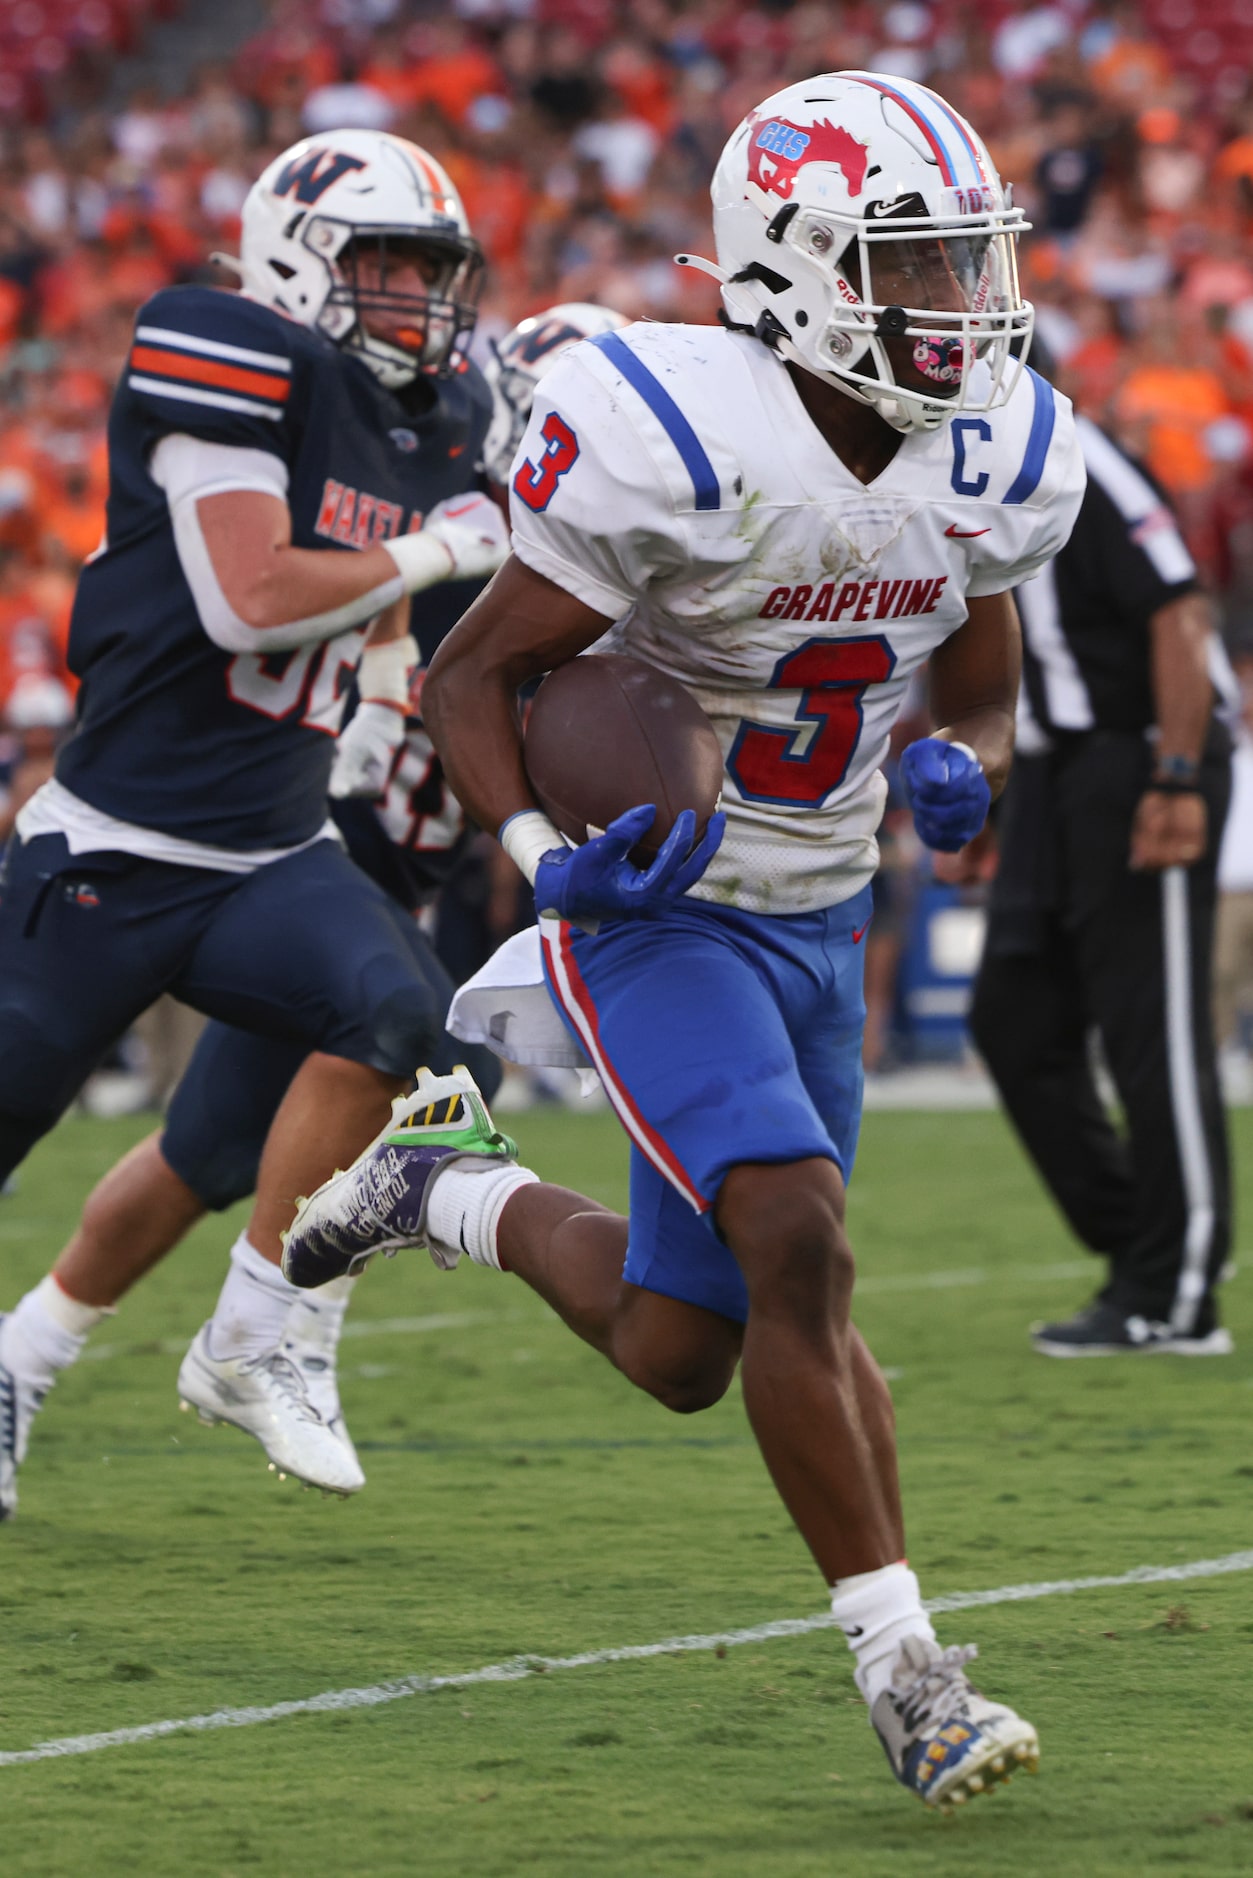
[176,1322,364,1497]
[0,1315,48,1522]
[279,1279,362,1480]
[871,1636,1039,1811]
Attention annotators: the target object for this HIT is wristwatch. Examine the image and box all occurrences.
[1150,752,1201,793]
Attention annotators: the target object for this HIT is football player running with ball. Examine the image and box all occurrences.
[283,75,1085,1809]
[0,130,511,1513]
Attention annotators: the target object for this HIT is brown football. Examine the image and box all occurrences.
[523,653,723,859]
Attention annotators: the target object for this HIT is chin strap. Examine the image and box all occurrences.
[716,307,790,350]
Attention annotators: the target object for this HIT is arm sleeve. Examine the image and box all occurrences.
[150,434,402,654]
[507,352,686,620]
[125,287,297,458]
[966,379,1088,597]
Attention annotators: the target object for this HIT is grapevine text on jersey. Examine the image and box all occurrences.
[759,575,948,622]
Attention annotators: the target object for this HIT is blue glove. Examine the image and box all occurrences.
[899,737,990,853]
[534,803,726,924]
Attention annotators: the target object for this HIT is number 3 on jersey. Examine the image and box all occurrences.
[729,635,896,807]
[513,412,579,512]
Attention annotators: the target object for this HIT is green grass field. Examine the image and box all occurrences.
[2,1103,1252,1877]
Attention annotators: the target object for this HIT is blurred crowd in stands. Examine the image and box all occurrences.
[1,0,1253,1083]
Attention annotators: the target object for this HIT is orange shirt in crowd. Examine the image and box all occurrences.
[1116,365,1231,492]
[407,46,501,124]
[453,158,532,273]
[1215,135,1253,188]
[1063,333,1125,416]
[1090,35,1172,108]
[42,495,105,568]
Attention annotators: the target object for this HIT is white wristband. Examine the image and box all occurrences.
[381,530,456,595]
[499,809,565,885]
[358,634,418,706]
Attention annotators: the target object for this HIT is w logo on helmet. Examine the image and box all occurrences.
[511,318,587,365]
[273,149,368,206]
[746,116,869,201]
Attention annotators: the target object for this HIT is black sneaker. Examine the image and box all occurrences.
[1030,1298,1233,1358]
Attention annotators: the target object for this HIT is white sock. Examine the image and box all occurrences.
[207,1233,301,1364]
[424,1161,539,1270]
[281,1272,358,1358]
[0,1274,109,1389]
[830,1561,938,1707]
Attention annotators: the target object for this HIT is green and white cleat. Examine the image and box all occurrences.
[281,1067,518,1289]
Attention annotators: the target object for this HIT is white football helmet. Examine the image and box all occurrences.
[235,129,483,389]
[680,71,1032,433]
[480,302,628,484]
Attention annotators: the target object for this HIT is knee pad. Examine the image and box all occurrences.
[364,980,448,1080]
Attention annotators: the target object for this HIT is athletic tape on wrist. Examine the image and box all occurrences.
[381,531,456,595]
[499,809,565,886]
[358,634,418,706]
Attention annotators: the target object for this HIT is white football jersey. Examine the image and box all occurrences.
[509,322,1085,914]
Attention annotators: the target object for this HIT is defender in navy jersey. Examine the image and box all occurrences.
[0,129,510,1512]
[0,296,619,1487]
[58,281,493,849]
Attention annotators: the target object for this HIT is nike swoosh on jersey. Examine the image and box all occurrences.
[852,920,871,944]
[944,523,991,538]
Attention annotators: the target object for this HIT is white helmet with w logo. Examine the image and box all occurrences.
[481,302,628,484]
[681,71,1032,432]
[236,129,484,388]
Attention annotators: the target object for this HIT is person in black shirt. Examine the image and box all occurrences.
[1034,100,1104,240]
[969,354,1233,1354]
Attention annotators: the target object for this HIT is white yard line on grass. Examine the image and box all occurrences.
[3,1549,1251,1770]
[79,1263,1104,1366]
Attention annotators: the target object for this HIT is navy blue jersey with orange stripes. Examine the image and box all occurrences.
[56,285,490,849]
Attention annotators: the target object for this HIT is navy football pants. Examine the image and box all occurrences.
[162,1000,502,1212]
[0,833,455,1183]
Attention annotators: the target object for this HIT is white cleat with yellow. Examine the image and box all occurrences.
[176,1322,365,1497]
[872,1637,1039,1811]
